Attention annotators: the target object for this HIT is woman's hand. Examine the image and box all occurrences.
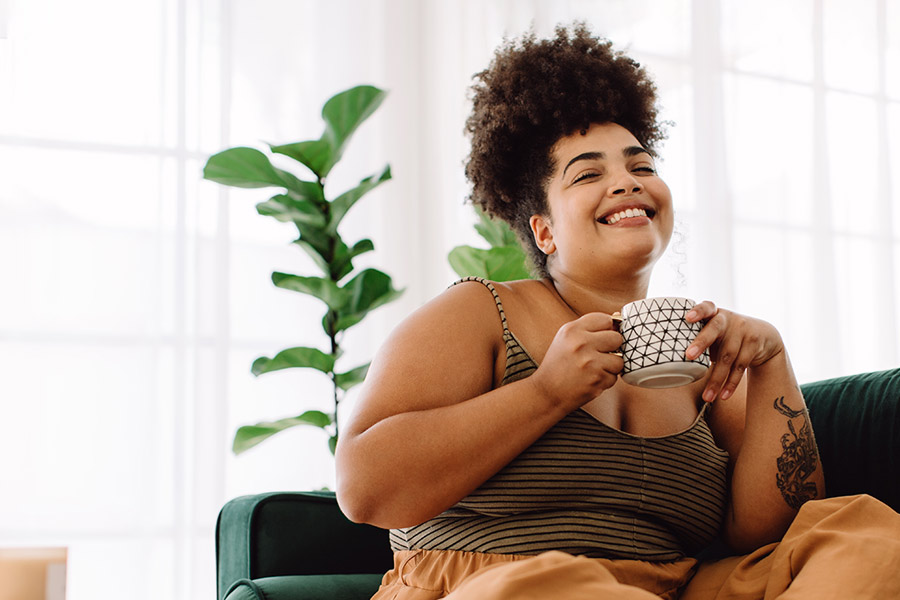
[684,302,785,403]
[530,313,624,409]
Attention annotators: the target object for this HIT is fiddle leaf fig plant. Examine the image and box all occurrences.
[203,85,402,456]
[449,206,534,281]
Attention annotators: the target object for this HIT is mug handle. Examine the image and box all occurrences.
[611,311,623,331]
[609,311,624,357]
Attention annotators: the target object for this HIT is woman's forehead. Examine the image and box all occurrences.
[555,123,641,154]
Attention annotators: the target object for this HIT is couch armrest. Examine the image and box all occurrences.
[802,367,900,512]
[223,575,385,600]
[216,491,392,600]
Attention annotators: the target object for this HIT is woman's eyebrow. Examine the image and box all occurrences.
[624,146,651,158]
[561,146,651,178]
[562,151,604,177]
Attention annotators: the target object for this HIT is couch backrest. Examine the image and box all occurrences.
[801,367,900,513]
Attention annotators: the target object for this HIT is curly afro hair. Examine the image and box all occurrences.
[465,23,666,278]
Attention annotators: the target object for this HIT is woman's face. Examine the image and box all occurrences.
[530,122,674,281]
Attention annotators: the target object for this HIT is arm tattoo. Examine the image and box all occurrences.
[773,396,819,510]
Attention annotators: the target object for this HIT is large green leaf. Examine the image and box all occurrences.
[448,245,531,282]
[328,165,392,233]
[335,362,370,391]
[256,194,326,227]
[285,180,327,206]
[272,272,348,310]
[232,411,333,454]
[268,139,332,181]
[203,147,302,190]
[331,238,375,282]
[320,86,386,170]
[333,269,403,333]
[271,86,386,179]
[293,235,372,281]
[473,207,520,248]
[293,238,331,277]
[251,346,335,376]
[294,221,335,262]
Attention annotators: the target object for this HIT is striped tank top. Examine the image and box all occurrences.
[389,277,730,561]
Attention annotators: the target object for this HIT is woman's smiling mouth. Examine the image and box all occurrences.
[598,206,656,225]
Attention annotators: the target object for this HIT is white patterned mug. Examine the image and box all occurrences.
[613,297,711,389]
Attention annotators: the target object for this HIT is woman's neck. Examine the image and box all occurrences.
[543,271,651,318]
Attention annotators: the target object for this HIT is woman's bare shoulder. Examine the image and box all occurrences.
[364,280,509,383]
[423,277,511,330]
[438,277,552,325]
[341,280,513,435]
[362,277,550,388]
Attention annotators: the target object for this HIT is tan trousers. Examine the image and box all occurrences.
[371,495,900,599]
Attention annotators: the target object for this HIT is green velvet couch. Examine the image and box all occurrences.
[216,368,900,600]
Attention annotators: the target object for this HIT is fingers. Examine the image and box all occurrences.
[585,313,625,360]
[591,343,626,387]
[702,335,750,402]
[685,303,721,361]
[598,341,625,371]
[688,307,737,402]
[540,314,625,406]
[576,311,621,333]
[556,313,624,348]
[690,306,778,402]
[685,305,738,402]
[562,313,624,354]
[685,300,717,324]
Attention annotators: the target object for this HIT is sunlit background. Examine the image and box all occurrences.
[1,0,899,598]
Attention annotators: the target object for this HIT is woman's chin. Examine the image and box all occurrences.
[606,237,667,263]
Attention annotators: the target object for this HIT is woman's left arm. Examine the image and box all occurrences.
[685,302,825,553]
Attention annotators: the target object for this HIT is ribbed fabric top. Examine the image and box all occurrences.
[389,277,729,560]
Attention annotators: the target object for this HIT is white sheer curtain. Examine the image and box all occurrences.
[0,1,897,599]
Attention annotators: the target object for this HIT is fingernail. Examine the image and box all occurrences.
[686,310,698,322]
[703,388,715,402]
[720,389,732,400]
[686,345,699,359]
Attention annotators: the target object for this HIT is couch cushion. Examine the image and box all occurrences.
[224,574,383,600]
[802,367,900,512]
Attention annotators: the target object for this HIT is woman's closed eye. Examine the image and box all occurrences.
[632,166,656,175]
[571,165,655,184]
[572,171,601,184]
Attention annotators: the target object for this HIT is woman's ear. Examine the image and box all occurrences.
[530,214,556,255]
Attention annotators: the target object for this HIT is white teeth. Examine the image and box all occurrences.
[605,208,648,224]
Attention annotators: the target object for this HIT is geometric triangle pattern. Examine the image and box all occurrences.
[618,297,712,374]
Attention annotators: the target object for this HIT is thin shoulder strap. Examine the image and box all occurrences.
[451,276,511,336]
[451,277,538,385]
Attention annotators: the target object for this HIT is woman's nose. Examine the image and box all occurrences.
[608,172,643,196]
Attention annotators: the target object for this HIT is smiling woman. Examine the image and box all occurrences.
[335,22,900,600]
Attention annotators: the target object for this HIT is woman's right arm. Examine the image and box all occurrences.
[335,282,623,529]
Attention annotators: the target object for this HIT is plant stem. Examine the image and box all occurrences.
[317,175,341,443]
[329,314,340,441]
[332,378,340,441]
